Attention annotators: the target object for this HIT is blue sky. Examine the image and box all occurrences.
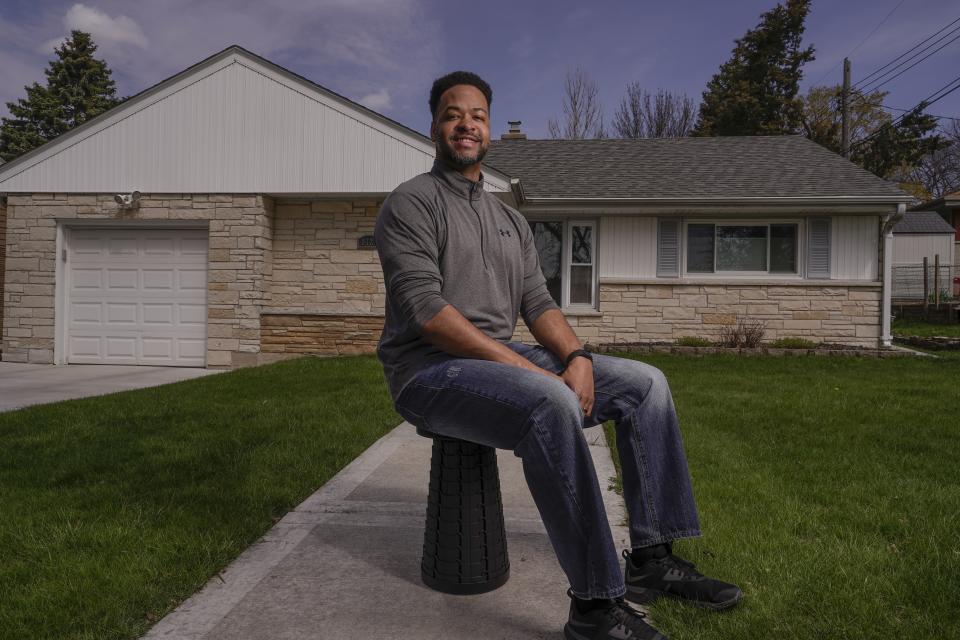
[0,0,957,139]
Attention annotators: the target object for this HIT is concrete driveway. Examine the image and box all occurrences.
[0,362,222,412]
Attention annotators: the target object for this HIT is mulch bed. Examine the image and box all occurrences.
[892,335,960,351]
[592,342,915,358]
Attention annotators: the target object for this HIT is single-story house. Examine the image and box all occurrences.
[0,45,913,368]
[908,191,960,266]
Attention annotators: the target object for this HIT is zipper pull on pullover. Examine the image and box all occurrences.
[431,160,490,270]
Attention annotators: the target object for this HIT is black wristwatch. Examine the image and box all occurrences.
[564,348,593,368]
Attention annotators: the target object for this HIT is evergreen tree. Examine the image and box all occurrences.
[1,30,123,162]
[853,106,946,183]
[693,0,815,136]
[905,119,960,200]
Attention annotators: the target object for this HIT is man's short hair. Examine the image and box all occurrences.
[429,71,492,119]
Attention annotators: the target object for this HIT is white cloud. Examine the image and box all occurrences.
[41,4,148,53]
[358,88,392,111]
[0,0,443,130]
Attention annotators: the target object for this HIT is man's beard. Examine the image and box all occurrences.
[436,135,488,169]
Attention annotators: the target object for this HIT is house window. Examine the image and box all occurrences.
[684,222,799,275]
[531,221,563,304]
[530,219,597,308]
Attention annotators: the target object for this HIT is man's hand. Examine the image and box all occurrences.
[562,357,594,417]
[528,309,596,417]
[513,357,565,383]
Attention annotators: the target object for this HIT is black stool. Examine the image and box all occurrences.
[416,427,510,594]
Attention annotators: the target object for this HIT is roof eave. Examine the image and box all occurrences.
[521,195,914,206]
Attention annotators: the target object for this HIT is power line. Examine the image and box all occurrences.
[851,78,960,149]
[809,0,908,87]
[844,25,960,109]
[849,0,909,59]
[882,105,960,122]
[851,74,960,149]
[852,17,960,88]
[855,28,960,94]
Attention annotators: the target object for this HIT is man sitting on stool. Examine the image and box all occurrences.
[374,70,742,640]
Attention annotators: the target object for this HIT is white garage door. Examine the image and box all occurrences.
[65,227,208,366]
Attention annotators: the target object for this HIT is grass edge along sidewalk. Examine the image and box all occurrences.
[0,355,399,640]
[2,352,959,639]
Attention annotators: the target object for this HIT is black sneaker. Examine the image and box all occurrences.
[622,545,743,611]
[563,589,667,640]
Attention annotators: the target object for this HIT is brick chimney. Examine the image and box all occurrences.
[500,120,527,140]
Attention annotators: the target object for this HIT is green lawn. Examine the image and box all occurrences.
[893,318,960,338]
[0,356,398,640]
[2,352,958,639]
[604,351,960,639]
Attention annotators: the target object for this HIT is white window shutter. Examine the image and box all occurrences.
[806,218,831,279]
[657,219,681,277]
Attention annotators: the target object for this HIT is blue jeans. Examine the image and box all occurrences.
[393,342,701,599]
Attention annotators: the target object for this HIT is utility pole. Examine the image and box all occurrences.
[842,57,851,159]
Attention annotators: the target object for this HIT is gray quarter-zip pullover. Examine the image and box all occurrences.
[374,160,559,400]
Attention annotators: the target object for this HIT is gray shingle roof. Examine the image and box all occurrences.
[484,135,908,200]
[893,211,955,234]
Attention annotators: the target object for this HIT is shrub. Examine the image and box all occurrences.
[674,336,713,347]
[770,337,817,349]
[928,290,954,303]
[718,318,767,348]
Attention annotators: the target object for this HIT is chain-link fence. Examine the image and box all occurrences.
[892,263,958,303]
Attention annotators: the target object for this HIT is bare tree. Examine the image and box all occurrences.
[613,82,645,138]
[547,68,605,139]
[612,82,697,138]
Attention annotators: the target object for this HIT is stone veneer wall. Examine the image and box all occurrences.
[268,199,385,314]
[1,193,273,367]
[261,314,384,356]
[511,283,882,346]
[258,199,385,357]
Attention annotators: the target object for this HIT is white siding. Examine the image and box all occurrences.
[892,234,954,265]
[0,50,510,194]
[599,216,657,278]
[832,216,879,280]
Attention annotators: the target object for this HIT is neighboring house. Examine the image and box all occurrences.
[908,190,960,266]
[0,45,913,368]
[892,212,955,266]
[891,211,957,300]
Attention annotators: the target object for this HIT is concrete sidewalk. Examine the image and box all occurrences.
[143,422,633,640]
[0,362,220,412]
